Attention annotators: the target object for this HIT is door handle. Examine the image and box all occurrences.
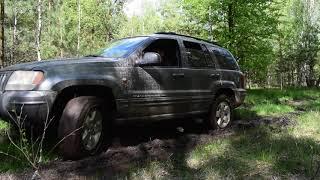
[172,73,185,78]
[209,74,220,78]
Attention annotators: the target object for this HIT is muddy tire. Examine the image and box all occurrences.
[208,94,233,130]
[58,96,110,160]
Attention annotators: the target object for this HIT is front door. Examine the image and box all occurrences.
[127,38,190,119]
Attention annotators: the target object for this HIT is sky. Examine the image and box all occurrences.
[124,0,162,17]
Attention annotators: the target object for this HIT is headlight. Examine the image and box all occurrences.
[5,71,44,90]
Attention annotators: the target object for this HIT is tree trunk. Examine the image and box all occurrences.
[11,0,17,65]
[208,6,213,41]
[316,76,320,87]
[59,0,63,58]
[36,0,42,61]
[227,1,235,46]
[77,0,81,58]
[59,16,63,58]
[0,0,4,68]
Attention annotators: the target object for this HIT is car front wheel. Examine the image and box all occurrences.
[58,96,110,160]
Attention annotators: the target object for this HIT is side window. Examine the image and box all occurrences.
[201,44,215,68]
[143,39,180,67]
[183,41,207,68]
[212,48,239,70]
[223,51,239,70]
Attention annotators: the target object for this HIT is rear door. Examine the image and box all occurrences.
[208,46,241,88]
[180,41,221,113]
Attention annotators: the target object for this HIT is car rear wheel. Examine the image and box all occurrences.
[208,94,233,129]
[58,96,110,160]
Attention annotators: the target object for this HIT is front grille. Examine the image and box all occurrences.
[0,71,9,91]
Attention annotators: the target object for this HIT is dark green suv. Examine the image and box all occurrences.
[0,32,246,159]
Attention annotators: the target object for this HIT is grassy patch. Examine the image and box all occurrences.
[0,120,8,135]
[0,143,29,172]
[127,160,173,180]
[252,104,294,116]
[0,120,29,172]
[245,88,320,106]
[292,111,320,141]
[0,119,57,173]
[186,126,320,179]
[235,88,320,119]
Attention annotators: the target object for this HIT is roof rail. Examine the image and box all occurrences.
[154,32,220,46]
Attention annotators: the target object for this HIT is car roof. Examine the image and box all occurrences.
[123,32,228,52]
[149,32,222,47]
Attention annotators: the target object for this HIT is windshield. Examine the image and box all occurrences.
[96,37,148,58]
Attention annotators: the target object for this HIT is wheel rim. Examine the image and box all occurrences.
[216,101,231,128]
[81,108,103,151]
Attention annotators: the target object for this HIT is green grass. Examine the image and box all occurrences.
[0,120,30,172]
[252,103,294,116]
[0,120,8,135]
[0,119,56,173]
[185,126,320,179]
[235,88,320,119]
[292,111,320,141]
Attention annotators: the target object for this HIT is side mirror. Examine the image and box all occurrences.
[235,57,241,62]
[137,52,161,66]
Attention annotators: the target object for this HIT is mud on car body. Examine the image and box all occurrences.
[0,32,246,160]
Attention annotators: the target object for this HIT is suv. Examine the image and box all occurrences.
[0,32,246,159]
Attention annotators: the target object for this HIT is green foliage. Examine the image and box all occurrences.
[0,142,29,172]
[116,0,185,38]
[2,0,320,88]
[4,0,125,63]
[275,0,320,87]
[182,0,279,85]
[0,120,8,135]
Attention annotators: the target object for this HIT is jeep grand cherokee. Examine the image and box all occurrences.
[0,32,246,159]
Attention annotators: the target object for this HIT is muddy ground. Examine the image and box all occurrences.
[0,114,296,180]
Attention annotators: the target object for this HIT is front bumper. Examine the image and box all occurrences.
[233,88,246,108]
[0,90,57,127]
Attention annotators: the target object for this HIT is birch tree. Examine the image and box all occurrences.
[10,0,17,64]
[77,0,81,57]
[36,0,42,61]
[0,0,4,68]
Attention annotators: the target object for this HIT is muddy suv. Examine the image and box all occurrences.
[0,32,246,159]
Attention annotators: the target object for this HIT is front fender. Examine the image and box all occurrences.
[50,78,123,98]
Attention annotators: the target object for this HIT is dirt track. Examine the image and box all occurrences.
[1,115,295,180]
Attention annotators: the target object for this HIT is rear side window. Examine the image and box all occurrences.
[201,44,215,68]
[183,41,207,68]
[211,48,239,70]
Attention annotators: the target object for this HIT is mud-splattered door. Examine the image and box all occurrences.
[127,66,190,119]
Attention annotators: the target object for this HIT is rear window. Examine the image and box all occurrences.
[183,41,207,68]
[210,47,239,70]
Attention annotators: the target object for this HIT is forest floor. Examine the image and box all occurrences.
[0,88,320,179]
